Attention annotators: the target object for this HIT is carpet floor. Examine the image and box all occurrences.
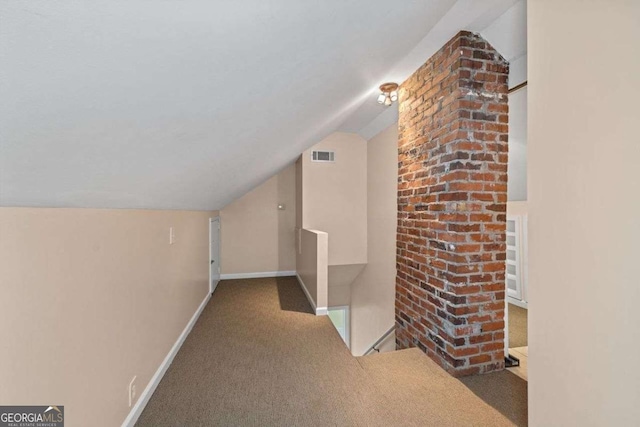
[508,304,528,348]
[136,277,527,426]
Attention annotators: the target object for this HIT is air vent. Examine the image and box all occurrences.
[311,150,335,162]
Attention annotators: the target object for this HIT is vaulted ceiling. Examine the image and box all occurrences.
[0,0,522,210]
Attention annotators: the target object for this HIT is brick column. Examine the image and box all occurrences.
[395,31,509,376]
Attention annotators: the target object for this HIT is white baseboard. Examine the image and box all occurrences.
[220,270,296,280]
[121,292,211,427]
[295,273,327,316]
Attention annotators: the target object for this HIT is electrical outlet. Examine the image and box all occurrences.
[169,227,175,245]
[128,376,137,407]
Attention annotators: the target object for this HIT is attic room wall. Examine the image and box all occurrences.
[506,59,527,202]
[480,0,527,203]
[301,132,367,266]
[220,164,296,276]
[0,207,215,427]
[349,124,398,355]
[295,157,303,232]
[528,0,640,424]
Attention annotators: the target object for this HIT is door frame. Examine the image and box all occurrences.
[209,216,221,294]
[327,305,350,349]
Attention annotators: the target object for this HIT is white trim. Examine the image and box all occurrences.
[209,218,211,294]
[220,270,296,280]
[504,298,510,357]
[521,214,529,305]
[507,296,528,309]
[209,216,221,294]
[121,292,211,427]
[327,305,350,349]
[295,273,328,316]
[295,274,314,310]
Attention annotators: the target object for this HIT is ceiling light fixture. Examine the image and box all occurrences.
[377,82,399,106]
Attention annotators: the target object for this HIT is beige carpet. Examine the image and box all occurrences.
[508,304,528,348]
[136,277,527,426]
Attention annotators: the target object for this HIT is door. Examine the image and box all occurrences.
[210,217,221,294]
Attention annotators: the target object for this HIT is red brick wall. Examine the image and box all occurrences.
[395,31,509,376]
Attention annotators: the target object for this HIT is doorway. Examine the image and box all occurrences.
[327,306,350,349]
[504,81,529,381]
[210,217,221,294]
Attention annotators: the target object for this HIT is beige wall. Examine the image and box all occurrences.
[507,85,527,201]
[220,164,296,275]
[506,201,528,216]
[327,264,365,307]
[296,229,328,312]
[301,132,367,266]
[350,124,398,355]
[296,157,303,230]
[0,207,215,427]
[528,1,640,425]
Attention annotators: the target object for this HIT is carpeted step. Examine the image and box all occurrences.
[358,347,527,426]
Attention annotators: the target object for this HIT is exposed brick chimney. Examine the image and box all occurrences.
[395,31,509,376]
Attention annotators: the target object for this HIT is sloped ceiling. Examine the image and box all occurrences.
[0,0,519,210]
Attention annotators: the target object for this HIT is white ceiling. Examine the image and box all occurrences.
[0,0,522,210]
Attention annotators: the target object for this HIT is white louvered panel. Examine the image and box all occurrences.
[505,216,523,300]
